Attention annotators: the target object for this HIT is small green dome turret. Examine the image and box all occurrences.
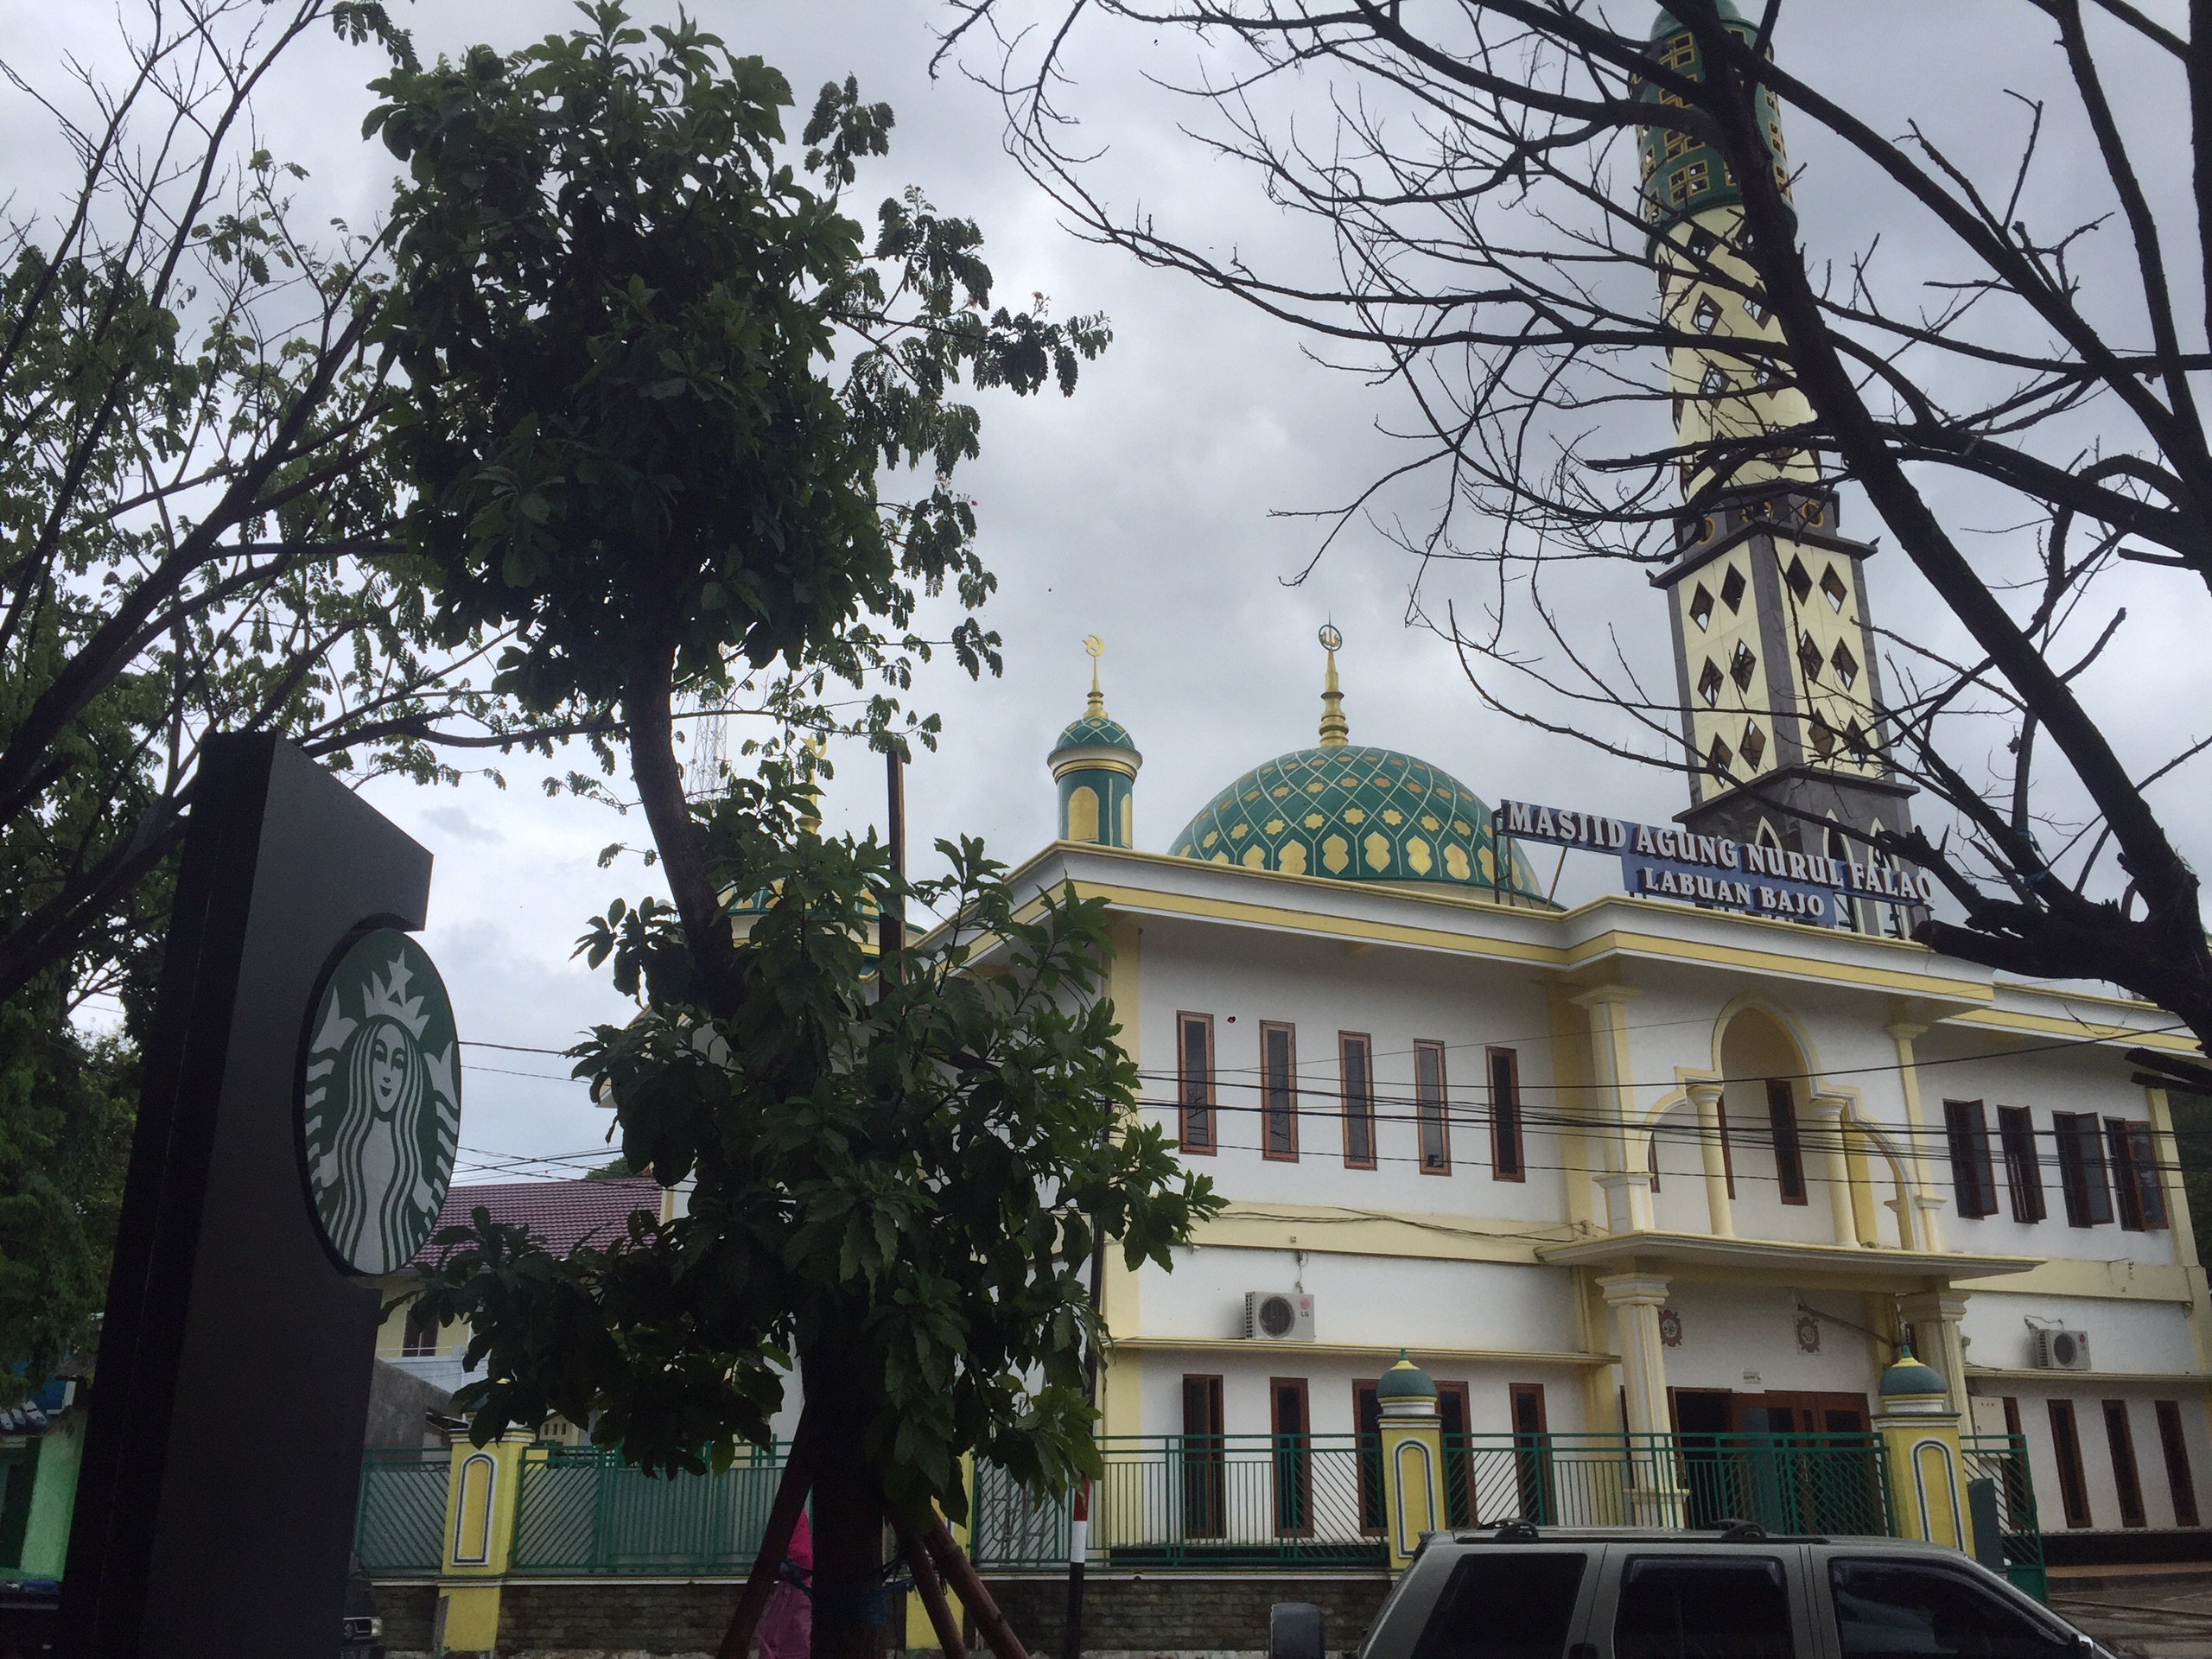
[1878,1348,1948,1400]
[1050,636,1141,848]
[1377,1351,1437,1402]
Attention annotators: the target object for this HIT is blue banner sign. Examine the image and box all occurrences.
[1497,799,1932,925]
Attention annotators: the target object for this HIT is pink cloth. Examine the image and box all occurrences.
[756,1512,812,1659]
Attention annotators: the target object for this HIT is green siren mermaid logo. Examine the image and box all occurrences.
[299,930,461,1274]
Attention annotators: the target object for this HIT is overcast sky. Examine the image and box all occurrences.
[12,1,2205,1180]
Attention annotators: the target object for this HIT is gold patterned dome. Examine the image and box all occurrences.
[1170,628,1548,900]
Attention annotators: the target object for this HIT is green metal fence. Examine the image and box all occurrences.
[1962,1433,2047,1602]
[972,1436,1383,1569]
[508,1444,787,1575]
[1439,1432,1891,1537]
[355,1448,451,1577]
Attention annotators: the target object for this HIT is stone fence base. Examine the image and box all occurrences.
[374,1571,1391,1659]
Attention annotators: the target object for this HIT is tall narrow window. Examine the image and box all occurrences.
[1437,1383,1473,1529]
[1767,1079,1806,1204]
[1415,1040,1452,1174]
[1997,1106,2045,1223]
[2049,1400,2093,1528]
[2106,1401,2148,1528]
[1178,1014,1216,1155]
[1340,1033,1376,1169]
[1717,1096,1737,1198]
[1490,1047,1525,1181]
[1181,1375,1226,1539]
[2157,1401,2200,1528]
[1354,1382,1383,1534]
[1943,1099,1999,1219]
[1261,1021,1298,1160]
[1510,1382,1554,1524]
[1270,1377,1313,1536]
[401,1296,442,1357]
[2107,1119,2168,1232]
[2055,1112,2113,1226]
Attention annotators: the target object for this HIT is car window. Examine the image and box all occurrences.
[1411,1552,1590,1659]
[1614,1555,1793,1659]
[1828,1560,2075,1659]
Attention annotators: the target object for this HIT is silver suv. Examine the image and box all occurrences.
[1270,1525,2102,1659]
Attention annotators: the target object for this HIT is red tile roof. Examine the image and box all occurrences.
[412,1177,662,1264]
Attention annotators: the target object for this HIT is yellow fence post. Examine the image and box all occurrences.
[1873,1352,1968,1552]
[435,1428,536,1655]
[1375,1354,1449,1572]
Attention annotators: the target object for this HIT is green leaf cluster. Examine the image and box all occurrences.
[415,823,1217,1522]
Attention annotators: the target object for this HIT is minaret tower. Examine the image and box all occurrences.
[1048,635,1142,847]
[1636,2,1916,880]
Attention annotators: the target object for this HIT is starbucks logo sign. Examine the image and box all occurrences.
[298,929,461,1274]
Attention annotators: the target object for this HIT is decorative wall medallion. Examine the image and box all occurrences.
[298,928,461,1274]
[1795,1312,1822,1354]
[1658,1306,1684,1348]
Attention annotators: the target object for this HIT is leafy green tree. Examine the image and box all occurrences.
[417,834,1215,1656]
[0,982,135,1403]
[372,10,1187,1656]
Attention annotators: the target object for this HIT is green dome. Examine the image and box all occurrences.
[1171,743,1548,899]
[1652,0,1744,36]
[1878,1351,1947,1398]
[1053,712,1137,754]
[1377,1353,1437,1401]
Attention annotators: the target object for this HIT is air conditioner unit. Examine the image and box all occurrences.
[1244,1290,1317,1342]
[2033,1328,2092,1371]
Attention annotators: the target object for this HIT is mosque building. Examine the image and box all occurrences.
[983,1,2212,1565]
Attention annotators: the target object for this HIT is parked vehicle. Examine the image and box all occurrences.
[1272,1524,2105,1659]
[340,1556,384,1658]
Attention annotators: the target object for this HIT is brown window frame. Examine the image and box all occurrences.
[1509,1382,1554,1524]
[2055,1112,2114,1226]
[1943,1099,1999,1219]
[1767,1079,1807,1204]
[2105,1400,2148,1529]
[1717,1096,1737,1197]
[1340,1032,1377,1170]
[2049,1399,2094,1528]
[1436,1380,1474,1529]
[2107,1118,2169,1232]
[1181,1373,1227,1539]
[1260,1020,1299,1161]
[1996,1106,2045,1224]
[1177,1013,1217,1156]
[1353,1382,1384,1535]
[2157,1401,2201,1528]
[1269,1376,1314,1537]
[1489,1046,1526,1181]
[1414,1039,1452,1175]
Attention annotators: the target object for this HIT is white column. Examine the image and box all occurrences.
[1887,1021,1945,1253]
[1688,1080,1733,1238]
[1897,1290,1971,1418]
[1599,1269,1681,1527]
[1808,1093,1859,1247]
[1573,986,1645,1231]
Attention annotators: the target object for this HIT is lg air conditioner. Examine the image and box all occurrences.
[2033,1328,2092,1371]
[1244,1291,1317,1342]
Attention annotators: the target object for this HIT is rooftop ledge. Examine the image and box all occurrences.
[1535,1229,2043,1283]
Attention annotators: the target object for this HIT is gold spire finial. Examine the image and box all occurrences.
[1083,633,1106,718]
[1317,623,1349,747]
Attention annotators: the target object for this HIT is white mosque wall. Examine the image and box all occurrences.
[1914,1024,2178,1269]
[1982,1381,2212,1534]
[1649,1282,1885,1400]
[1133,1245,1580,1356]
[1135,918,1567,1223]
[1958,1292,2200,1377]
[1130,1352,1592,1440]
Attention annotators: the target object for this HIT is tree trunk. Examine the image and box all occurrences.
[716,1411,818,1659]
[808,1348,885,1659]
[621,612,743,1018]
